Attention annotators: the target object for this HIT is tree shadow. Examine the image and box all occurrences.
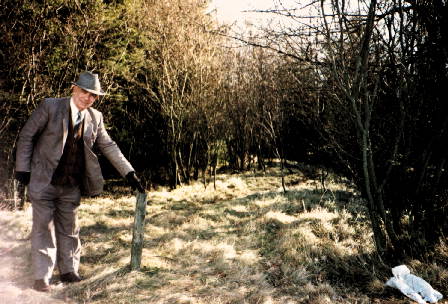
[254,206,404,302]
[56,266,132,302]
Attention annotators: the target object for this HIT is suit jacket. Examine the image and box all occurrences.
[16,97,134,196]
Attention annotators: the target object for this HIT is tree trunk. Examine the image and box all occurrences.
[177,150,189,184]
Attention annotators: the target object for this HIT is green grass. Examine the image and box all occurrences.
[1,166,447,303]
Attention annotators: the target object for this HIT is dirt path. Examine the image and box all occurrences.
[0,209,68,304]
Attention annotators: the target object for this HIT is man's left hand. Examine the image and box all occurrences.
[126,171,145,193]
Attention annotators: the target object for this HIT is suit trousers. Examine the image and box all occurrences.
[29,183,81,283]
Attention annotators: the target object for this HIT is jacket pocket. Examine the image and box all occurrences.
[83,147,104,196]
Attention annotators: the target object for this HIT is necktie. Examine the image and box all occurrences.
[73,112,82,136]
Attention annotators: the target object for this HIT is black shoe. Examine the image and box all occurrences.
[33,279,50,292]
[60,272,82,283]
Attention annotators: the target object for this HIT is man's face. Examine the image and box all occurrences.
[72,85,98,111]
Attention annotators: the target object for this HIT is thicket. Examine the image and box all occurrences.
[1,0,447,261]
[255,0,448,259]
[319,0,448,260]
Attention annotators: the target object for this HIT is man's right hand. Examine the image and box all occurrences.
[15,171,30,185]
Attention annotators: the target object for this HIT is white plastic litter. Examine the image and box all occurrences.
[385,265,443,304]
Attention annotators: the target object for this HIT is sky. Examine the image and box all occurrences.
[207,0,363,33]
[208,0,278,24]
[207,0,299,32]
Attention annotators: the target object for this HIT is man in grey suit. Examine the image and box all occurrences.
[15,71,144,292]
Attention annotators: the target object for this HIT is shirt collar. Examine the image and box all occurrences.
[70,97,85,122]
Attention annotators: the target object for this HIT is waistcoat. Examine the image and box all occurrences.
[51,110,85,187]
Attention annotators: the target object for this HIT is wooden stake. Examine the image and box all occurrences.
[130,191,148,270]
[13,180,27,210]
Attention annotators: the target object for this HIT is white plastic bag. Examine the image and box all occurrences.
[385,265,443,304]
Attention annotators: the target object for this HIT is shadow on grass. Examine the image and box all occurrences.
[166,200,202,211]
[107,208,134,218]
[79,222,133,269]
[223,207,252,218]
[81,246,122,264]
[81,221,130,237]
[255,209,400,302]
[59,266,131,302]
[214,188,366,226]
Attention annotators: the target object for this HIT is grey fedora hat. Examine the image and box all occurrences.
[72,71,106,95]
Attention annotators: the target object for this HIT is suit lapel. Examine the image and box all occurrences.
[83,108,93,142]
[61,98,70,152]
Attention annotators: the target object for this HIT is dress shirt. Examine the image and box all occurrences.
[70,98,85,125]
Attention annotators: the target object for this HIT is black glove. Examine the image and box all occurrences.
[15,171,30,185]
[126,171,145,193]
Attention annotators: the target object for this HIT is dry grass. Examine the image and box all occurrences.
[1,166,447,303]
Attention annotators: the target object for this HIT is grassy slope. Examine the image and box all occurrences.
[1,167,447,303]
